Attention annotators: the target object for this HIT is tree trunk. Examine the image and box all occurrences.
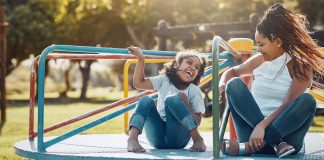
[79,60,92,100]
[59,66,71,98]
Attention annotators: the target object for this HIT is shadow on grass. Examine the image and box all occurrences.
[8,97,119,107]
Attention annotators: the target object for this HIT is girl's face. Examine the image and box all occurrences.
[175,56,201,83]
[255,31,285,61]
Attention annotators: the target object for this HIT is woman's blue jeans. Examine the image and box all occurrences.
[129,95,198,149]
[226,78,316,154]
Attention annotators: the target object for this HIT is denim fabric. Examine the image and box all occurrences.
[226,77,316,154]
[129,95,197,149]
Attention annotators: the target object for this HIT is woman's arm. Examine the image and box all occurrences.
[219,54,264,93]
[127,47,154,90]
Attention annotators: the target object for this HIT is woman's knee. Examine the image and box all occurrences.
[297,93,316,113]
[225,77,246,94]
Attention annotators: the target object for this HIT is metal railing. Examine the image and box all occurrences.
[29,37,239,159]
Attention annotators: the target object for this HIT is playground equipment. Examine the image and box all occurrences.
[14,37,324,159]
[14,36,236,159]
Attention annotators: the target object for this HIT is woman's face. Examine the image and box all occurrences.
[175,56,201,83]
[255,31,284,61]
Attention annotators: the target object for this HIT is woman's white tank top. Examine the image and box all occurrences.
[251,52,292,117]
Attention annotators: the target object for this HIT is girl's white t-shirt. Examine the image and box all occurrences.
[149,75,205,121]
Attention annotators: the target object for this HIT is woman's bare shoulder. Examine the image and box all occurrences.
[241,53,265,70]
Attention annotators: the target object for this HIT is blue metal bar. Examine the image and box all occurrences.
[37,46,56,152]
[203,59,234,77]
[212,36,221,158]
[42,45,178,56]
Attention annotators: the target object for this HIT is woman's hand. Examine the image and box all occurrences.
[127,47,144,60]
[248,123,265,152]
[219,82,226,95]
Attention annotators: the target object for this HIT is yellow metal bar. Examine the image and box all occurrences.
[123,59,171,134]
[308,90,324,103]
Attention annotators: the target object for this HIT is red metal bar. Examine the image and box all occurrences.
[46,54,174,60]
[229,54,252,141]
[29,56,40,139]
[312,81,324,90]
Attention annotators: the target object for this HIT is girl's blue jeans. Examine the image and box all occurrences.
[226,78,316,154]
[129,95,198,149]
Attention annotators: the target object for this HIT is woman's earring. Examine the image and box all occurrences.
[277,44,281,48]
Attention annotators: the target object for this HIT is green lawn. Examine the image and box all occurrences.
[1,90,324,160]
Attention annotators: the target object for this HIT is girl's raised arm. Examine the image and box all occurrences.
[128,47,154,90]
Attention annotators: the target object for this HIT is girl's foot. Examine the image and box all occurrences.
[275,142,295,158]
[127,138,146,153]
[221,139,253,156]
[189,138,206,152]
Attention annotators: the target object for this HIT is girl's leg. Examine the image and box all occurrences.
[128,96,166,151]
[268,93,316,153]
[164,95,206,151]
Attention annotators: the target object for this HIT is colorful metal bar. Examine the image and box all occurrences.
[29,51,229,139]
[29,56,40,139]
[31,90,156,139]
[34,44,235,152]
[29,55,174,140]
[30,54,232,138]
[46,53,174,60]
[212,36,221,158]
[41,45,178,56]
[44,94,158,149]
[312,81,324,90]
[36,46,179,152]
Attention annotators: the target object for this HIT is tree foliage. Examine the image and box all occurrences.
[4,0,323,71]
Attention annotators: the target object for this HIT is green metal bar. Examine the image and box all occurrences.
[212,36,221,158]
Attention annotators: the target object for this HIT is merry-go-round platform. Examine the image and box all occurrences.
[14,132,324,160]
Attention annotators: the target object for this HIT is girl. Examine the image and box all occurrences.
[127,47,207,152]
[220,4,324,158]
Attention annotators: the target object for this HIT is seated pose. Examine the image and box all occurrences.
[127,47,207,152]
[219,3,324,158]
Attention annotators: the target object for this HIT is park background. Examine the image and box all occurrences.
[0,0,324,159]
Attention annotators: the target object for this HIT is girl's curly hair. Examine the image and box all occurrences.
[160,50,207,88]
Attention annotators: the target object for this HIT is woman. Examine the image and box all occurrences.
[220,3,324,158]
